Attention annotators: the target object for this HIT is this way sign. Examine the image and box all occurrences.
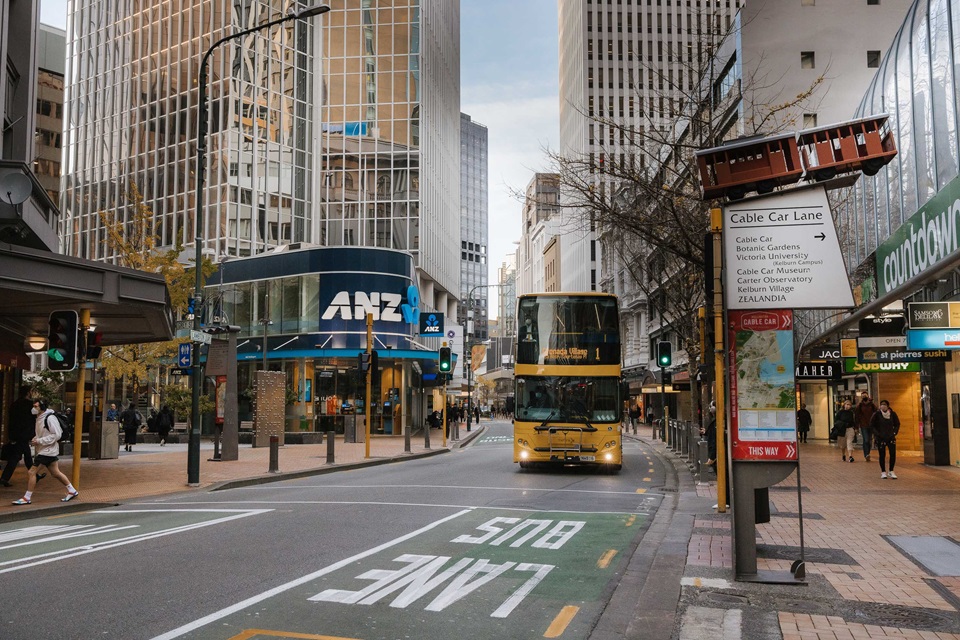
[178,343,192,367]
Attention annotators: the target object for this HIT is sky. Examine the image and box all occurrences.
[38,0,561,287]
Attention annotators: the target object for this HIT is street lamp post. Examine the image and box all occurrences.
[466,283,497,432]
[189,3,331,485]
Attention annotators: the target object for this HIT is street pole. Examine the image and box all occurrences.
[189,4,331,486]
[365,313,373,459]
[711,208,728,514]
[71,308,90,489]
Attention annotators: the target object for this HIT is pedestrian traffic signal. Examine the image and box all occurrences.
[438,347,451,372]
[47,310,79,371]
[86,329,103,360]
[657,341,672,368]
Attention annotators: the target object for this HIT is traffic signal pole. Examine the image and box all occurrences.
[712,208,728,514]
[70,308,90,489]
[365,313,373,459]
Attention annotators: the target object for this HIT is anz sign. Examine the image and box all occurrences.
[419,312,444,336]
[322,285,420,325]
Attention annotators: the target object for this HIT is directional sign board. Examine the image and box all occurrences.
[177,342,192,367]
[724,187,854,309]
[190,329,212,345]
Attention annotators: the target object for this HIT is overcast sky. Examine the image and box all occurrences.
[38,0,560,288]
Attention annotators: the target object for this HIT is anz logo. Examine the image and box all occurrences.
[422,313,442,334]
[322,285,420,324]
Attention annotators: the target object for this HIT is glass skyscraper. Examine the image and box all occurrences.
[61,0,460,312]
[459,112,488,341]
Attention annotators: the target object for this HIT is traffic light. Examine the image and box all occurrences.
[47,310,79,371]
[86,329,103,360]
[438,346,451,372]
[657,341,672,368]
[358,351,371,382]
[186,296,196,320]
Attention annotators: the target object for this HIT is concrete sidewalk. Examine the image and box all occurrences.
[629,422,960,640]
[0,425,484,521]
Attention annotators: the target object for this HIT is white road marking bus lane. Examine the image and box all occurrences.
[154,507,646,640]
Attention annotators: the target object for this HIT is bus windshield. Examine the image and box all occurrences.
[516,295,620,365]
[515,376,621,423]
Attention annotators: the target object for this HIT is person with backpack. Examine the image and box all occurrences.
[12,399,78,505]
[120,402,141,452]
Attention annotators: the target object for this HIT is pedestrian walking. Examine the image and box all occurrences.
[855,392,878,461]
[796,403,812,443]
[120,402,141,452]
[1,385,41,488]
[834,399,857,462]
[157,405,174,445]
[473,406,480,424]
[646,405,654,425]
[12,399,79,505]
[871,399,900,479]
[628,403,641,433]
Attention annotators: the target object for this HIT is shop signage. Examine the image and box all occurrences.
[858,315,905,337]
[322,286,420,323]
[727,310,798,462]
[723,188,854,309]
[795,360,842,379]
[810,344,840,360]
[841,338,858,358]
[876,173,960,297]
[908,302,960,329]
[419,312,445,336]
[843,359,921,373]
[906,329,960,351]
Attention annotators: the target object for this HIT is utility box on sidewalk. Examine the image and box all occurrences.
[88,419,119,459]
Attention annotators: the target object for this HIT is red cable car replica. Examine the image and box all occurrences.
[797,114,897,182]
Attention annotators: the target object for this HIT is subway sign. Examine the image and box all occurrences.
[843,359,920,373]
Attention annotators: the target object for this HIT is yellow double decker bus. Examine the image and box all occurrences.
[513,292,622,472]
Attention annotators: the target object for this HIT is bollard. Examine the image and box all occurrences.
[326,430,335,464]
[404,424,411,453]
[268,435,280,473]
[424,419,431,449]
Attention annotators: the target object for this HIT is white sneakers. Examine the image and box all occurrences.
[881,472,887,479]
[888,471,898,479]
[881,470,898,479]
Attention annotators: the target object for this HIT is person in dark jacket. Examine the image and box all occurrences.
[854,392,878,461]
[157,405,174,446]
[119,403,141,452]
[1,385,40,487]
[834,400,856,462]
[796,403,812,443]
[870,399,900,479]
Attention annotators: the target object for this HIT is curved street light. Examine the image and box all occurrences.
[189,4,332,485]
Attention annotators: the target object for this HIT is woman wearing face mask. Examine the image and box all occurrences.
[12,399,79,505]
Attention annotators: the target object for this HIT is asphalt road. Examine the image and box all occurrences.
[0,421,676,640]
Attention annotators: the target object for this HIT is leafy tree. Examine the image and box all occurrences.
[545,15,826,420]
[161,384,214,422]
[97,184,216,406]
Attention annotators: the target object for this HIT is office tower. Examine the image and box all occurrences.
[60,0,460,314]
[35,24,66,205]
[516,172,560,296]
[459,113,488,340]
[557,1,742,291]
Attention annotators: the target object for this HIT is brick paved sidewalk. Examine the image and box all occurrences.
[662,427,960,639]
[0,426,479,519]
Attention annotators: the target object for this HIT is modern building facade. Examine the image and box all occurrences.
[807,0,960,465]
[58,0,461,434]
[35,24,65,206]
[516,172,560,296]
[459,112,488,341]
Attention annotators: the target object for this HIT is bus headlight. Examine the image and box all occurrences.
[604,452,614,461]
[520,450,529,459]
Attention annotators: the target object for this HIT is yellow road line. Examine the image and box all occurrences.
[625,515,636,527]
[597,549,618,569]
[544,605,580,638]
[635,488,646,494]
[228,629,360,640]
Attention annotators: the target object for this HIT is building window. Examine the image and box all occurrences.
[803,113,818,129]
[800,51,815,69]
[867,50,881,68]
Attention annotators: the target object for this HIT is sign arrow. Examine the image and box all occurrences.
[786,443,797,458]
[814,232,826,241]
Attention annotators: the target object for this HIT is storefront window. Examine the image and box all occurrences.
[281,276,300,333]
[301,274,319,332]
